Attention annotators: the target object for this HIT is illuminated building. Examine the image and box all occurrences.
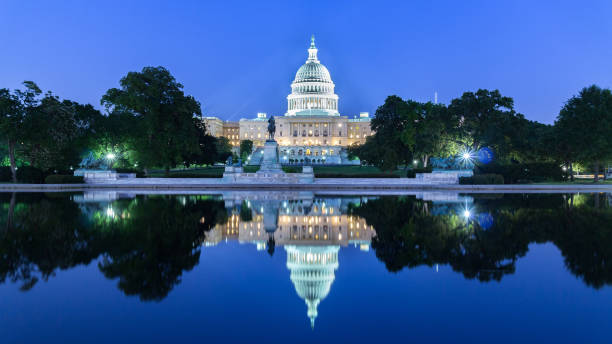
[202,36,373,163]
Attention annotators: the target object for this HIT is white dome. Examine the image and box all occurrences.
[294,62,332,84]
[286,36,339,116]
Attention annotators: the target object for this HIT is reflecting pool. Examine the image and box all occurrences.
[1,191,611,343]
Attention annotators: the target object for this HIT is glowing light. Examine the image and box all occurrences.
[106,153,116,160]
[458,149,475,166]
[463,210,471,218]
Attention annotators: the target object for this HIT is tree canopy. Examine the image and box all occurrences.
[555,85,612,180]
[101,66,204,173]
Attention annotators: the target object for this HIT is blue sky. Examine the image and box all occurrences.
[1,0,611,124]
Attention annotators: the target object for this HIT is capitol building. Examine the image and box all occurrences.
[203,36,372,164]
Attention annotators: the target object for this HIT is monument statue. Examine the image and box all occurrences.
[267,116,276,140]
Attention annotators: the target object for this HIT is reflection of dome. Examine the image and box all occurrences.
[285,245,339,328]
[287,35,339,116]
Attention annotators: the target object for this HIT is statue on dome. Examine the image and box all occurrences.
[267,116,276,140]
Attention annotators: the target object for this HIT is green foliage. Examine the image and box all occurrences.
[16,166,44,183]
[364,95,419,171]
[554,85,612,180]
[44,175,84,184]
[243,165,260,173]
[476,162,563,184]
[146,167,225,178]
[19,95,102,171]
[240,140,253,160]
[90,111,141,169]
[459,174,504,184]
[414,102,460,164]
[448,89,521,156]
[0,81,42,182]
[282,166,302,173]
[101,66,204,173]
[214,137,233,163]
[315,172,400,178]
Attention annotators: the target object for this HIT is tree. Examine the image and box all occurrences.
[183,118,214,167]
[555,85,612,181]
[414,102,459,166]
[448,89,523,160]
[101,66,203,175]
[20,94,102,171]
[90,110,141,169]
[215,137,233,163]
[240,140,253,160]
[0,81,42,182]
[357,96,418,171]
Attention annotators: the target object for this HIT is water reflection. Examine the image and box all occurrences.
[1,191,612,328]
[204,193,377,326]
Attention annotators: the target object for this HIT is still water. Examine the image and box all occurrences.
[0,191,611,343]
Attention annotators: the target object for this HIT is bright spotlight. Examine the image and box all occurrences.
[106,153,116,160]
[458,149,475,166]
[463,210,471,218]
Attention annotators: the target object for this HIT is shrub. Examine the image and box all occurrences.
[243,165,260,173]
[315,173,400,178]
[45,175,85,184]
[406,166,433,178]
[115,168,145,178]
[476,162,563,184]
[164,173,222,178]
[282,166,302,173]
[459,174,504,185]
[16,166,44,183]
[0,166,11,182]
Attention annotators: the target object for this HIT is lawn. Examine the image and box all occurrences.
[144,165,403,178]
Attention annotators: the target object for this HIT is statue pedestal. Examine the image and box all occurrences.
[258,140,283,173]
[222,139,314,184]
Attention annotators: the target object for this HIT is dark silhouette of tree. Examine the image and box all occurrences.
[93,196,227,301]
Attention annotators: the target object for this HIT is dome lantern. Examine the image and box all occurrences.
[286,36,340,116]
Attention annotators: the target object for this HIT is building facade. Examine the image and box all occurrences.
[202,36,373,164]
